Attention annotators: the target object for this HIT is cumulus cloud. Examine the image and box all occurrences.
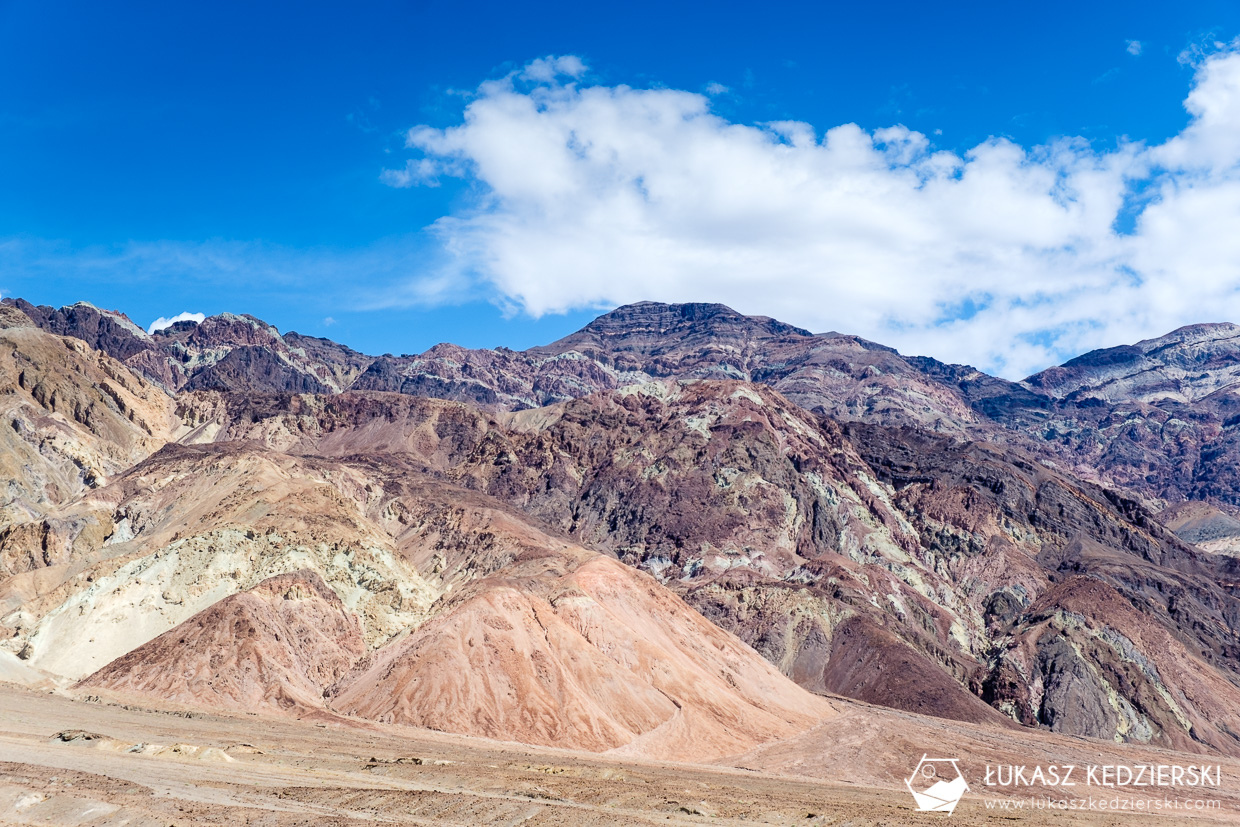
[1127,39,1143,56]
[148,311,206,333]
[381,44,1240,378]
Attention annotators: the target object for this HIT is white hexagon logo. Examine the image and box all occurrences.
[906,754,969,815]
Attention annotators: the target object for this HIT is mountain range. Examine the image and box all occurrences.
[5,295,1240,764]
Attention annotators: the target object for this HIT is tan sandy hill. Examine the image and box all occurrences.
[329,548,832,760]
[78,570,365,717]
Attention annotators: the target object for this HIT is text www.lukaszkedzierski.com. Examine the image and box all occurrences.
[984,796,1222,812]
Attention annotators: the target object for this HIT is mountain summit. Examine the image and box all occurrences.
[535,301,814,358]
[13,296,1240,510]
[1027,322,1240,403]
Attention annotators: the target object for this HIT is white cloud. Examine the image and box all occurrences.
[380,158,442,188]
[382,43,1240,378]
[148,311,206,333]
[520,55,587,83]
[1127,39,1143,56]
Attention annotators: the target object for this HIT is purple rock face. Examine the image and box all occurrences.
[4,298,374,394]
[14,295,1240,512]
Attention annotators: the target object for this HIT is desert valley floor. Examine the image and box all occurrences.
[3,685,1240,826]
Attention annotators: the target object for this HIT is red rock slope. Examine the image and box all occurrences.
[78,570,366,717]
[328,547,833,760]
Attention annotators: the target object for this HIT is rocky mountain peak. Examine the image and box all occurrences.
[536,301,814,358]
[66,301,151,339]
[5,299,374,395]
[152,318,202,335]
[14,290,1240,512]
[3,297,153,360]
[1025,320,1240,402]
[160,312,283,349]
[1142,321,1240,348]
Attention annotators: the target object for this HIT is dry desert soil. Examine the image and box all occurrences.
[3,685,1240,826]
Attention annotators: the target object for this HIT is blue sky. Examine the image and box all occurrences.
[3,1,1240,374]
